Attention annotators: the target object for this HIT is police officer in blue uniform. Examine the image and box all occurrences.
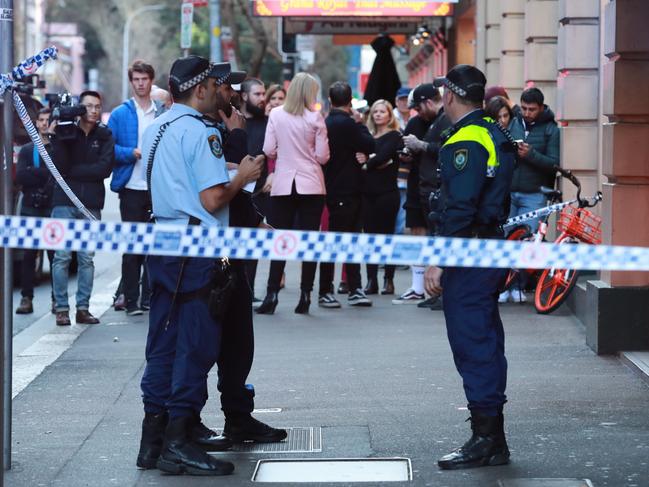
[136,56,263,476]
[201,68,289,445]
[424,65,517,470]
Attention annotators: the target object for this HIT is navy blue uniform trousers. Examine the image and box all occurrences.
[140,256,255,419]
[442,266,508,416]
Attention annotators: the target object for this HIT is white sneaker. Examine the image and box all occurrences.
[510,289,527,303]
[392,288,425,305]
[498,290,510,303]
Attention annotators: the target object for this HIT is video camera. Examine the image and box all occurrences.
[45,92,86,140]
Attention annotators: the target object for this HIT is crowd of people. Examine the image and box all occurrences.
[13,58,561,322]
[9,51,563,475]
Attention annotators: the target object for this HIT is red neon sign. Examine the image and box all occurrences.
[252,1,455,17]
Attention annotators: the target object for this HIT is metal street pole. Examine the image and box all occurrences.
[209,0,221,63]
[0,0,14,481]
[121,4,164,101]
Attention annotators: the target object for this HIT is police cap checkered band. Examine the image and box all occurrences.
[169,55,213,93]
[210,62,243,86]
[434,64,487,103]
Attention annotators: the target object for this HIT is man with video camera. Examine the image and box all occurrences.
[50,90,115,326]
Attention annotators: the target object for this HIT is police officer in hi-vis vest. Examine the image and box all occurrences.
[425,64,517,470]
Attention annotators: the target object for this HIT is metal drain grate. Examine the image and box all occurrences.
[215,427,322,454]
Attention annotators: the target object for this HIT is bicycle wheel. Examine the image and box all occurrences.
[534,263,579,315]
[502,224,532,291]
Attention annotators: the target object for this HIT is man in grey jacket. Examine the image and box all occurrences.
[502,87,560,303]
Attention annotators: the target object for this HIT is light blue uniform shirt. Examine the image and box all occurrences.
[142,103,230,226]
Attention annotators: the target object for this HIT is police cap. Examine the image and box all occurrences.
[209,62,247,86]
[169,56,247,93]
[434,64,487,103]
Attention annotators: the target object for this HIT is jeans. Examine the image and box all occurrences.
[508,192,546,291]
[51,206,101,312]
[394,187,407,235]
[509,192,547,233]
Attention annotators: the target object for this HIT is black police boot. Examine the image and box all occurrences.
[223,412,288,443]
[190,414,233,452]
[255,292,278,315]
[437,411,510,470]
[136,411,168,469]
[156,416,234,476]
[294,291,310,314]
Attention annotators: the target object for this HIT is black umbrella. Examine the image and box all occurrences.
[364,35,402,107]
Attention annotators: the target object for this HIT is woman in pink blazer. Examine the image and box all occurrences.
[256,73,330,315]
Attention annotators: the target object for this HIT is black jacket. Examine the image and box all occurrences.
[418,110,452,205]
[324,108,375,198]
[511,106,560,193]
[363,130,403,195]
[219,125,263,227]
[403,115,432,210]
[51,123,114,210]
[245,115,269,193]
[15,142,54,209]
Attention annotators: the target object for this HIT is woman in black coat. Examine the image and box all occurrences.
[356,99,404,295]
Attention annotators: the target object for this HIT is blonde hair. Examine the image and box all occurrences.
[283,72,319,116]
[366,99,399,135]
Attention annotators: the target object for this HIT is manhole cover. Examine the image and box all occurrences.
[499,480,594,487]
[252,458,412,483]
[214,427,321,454]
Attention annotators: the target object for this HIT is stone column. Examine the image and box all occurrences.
[500,0,525,101]
[556,0,600,201]
[524,0,559,109]
[576,0,649,355]
[601,0,649,287]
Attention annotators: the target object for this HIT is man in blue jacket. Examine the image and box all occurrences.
[108,60,164,315]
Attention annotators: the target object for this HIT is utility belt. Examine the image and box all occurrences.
[174,255,236,322]
[163,216,235,329]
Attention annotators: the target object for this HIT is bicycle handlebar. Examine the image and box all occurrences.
[552,165,600,208]
[553,165,581,189]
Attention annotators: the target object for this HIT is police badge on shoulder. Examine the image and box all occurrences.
[208,134,223,158]
[453,149,468,171]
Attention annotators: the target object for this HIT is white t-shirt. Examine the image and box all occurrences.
[126,99,156,190]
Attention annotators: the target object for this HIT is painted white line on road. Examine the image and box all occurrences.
[12,286,117,399]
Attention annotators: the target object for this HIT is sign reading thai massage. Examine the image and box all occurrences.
[252,1,456,17]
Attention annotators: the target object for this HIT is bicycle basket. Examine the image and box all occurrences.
[557,206,602,244]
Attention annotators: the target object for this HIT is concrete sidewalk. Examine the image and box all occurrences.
[7,265,649,487]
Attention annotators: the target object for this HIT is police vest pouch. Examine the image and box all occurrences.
[207,257,235,322]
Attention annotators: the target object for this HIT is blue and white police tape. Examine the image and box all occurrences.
[1,215,648,271]
[503,201,571,230]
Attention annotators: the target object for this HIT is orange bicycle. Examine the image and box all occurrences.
[503,166,602,314]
